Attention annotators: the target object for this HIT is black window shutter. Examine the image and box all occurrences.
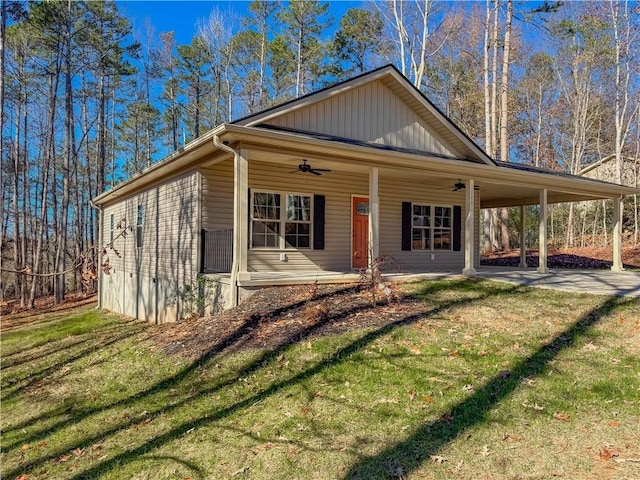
[453,205,462,251]
[247,188,252,249]
[402,202,412,251]
[313,195,325,250]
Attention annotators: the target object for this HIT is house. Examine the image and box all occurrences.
[579,154,638,187]
[92,65,638,323]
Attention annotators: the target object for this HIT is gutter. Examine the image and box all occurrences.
[212,134,241,308]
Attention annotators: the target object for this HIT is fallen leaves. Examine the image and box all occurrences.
[553,413,570,422]
[440,412,454,422]
[430,455,447,464]
[599,446,620,461]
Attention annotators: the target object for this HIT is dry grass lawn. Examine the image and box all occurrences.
[1,278,639,479]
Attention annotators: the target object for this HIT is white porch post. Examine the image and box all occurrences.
[463,178,476,276]
[519,205,527,268]
[231,148,249,306]
[537,189,548,274]
[612,195,624,272]
[369,167,380,268]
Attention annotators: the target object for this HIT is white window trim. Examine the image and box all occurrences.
[411,203,454,252]
[136,204,143,249]
[250,190,314,250]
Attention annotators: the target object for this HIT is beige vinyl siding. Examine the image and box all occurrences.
[199,158,476,274]
[102,203,126,273]
[265,80,457,157]
[475,190,480,269]
[379,175,467,271]
[100,171,199,322]
[246,160,368,272]
[200,159,234,230]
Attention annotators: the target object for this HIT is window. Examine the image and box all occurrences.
[252,192,280,248]
[251,191,312,249]
[412,204,452,250]
[432,206,452,250]
[285,194,311,248]
[412,205,430,250]
[136,204,143,249]
[109,214,115,246]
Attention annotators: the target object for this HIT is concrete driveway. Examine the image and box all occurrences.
[476,268,640,298]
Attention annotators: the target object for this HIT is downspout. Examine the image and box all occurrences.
[89,198,103,310]
[212,134,241,307]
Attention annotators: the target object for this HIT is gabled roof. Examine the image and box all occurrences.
[93,66,638,208]
[578,154,636,176]
[233,64,496,166]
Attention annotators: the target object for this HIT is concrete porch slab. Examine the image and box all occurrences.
[205,268,640,298]
[476,267,640,298]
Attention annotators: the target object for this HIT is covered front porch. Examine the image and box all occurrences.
[197,124,638,309]
[203,266,640,300]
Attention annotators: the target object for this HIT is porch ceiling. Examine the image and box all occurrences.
[227,143,633,209]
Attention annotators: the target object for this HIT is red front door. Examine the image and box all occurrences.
[352,197,369,269]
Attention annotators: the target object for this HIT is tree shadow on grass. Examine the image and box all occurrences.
[6,279,615,480]
[2,285,368,452]
[1,322,148,403]
[341,294,634,479]
[3,280,527,480]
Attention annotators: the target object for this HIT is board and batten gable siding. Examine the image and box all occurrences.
[100,171,200,322]
[264,80,458,157]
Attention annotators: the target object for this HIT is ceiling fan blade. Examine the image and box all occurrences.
[309,169,322,175]
[312,168,331,172]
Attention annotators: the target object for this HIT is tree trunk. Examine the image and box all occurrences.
[0,0,5,303]
[29,64,59,309]
[54,2,74,304]
[13,100,22,305]
[499,0,513,252]
[565,203,574,248]
[98,74,106,194]
[489,0,500,250]
[481,0,492,253]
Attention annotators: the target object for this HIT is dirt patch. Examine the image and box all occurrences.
[481,245,640,269]
[153,283,427,359]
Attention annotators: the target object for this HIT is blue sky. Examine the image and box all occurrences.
[118,1,359,46]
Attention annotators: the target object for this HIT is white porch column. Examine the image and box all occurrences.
[537,189,548,274]
[463,178,476,276]
[519,205,527,268]
[369,167,380,267]
[612,196,624,272]
[231,149,249,306]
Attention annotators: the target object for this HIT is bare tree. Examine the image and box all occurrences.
[499,0,513,251]
[609,0,639,185]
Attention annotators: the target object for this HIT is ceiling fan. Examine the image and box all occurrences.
[292,159,331,176]
[452,179,480,192]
